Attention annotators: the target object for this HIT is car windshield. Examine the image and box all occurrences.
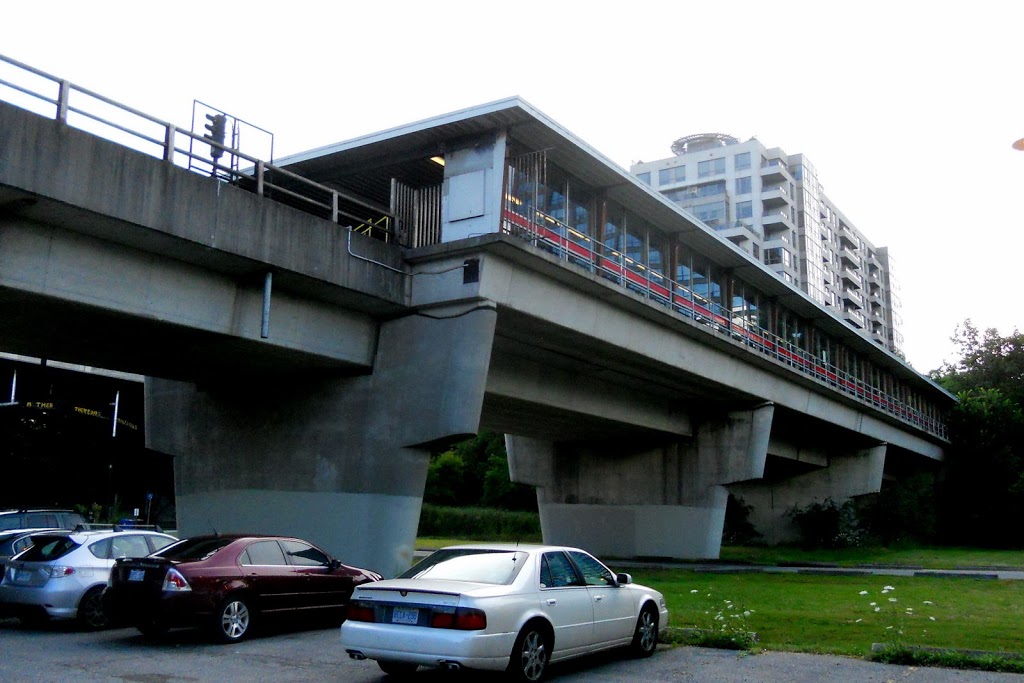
[16,535,77,562]
[153,537,233,561]
[398,549,528,584]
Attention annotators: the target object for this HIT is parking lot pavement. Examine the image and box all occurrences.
[2,617,1023,683]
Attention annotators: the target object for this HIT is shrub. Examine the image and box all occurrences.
[859,471,937,544]
[723,493,762,545]
[417,504,541,542]
[787,498,865,549]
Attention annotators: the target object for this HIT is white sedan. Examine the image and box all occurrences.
[341,544,667,681]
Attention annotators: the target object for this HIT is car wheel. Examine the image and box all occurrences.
[377,660,417,677]
[77,586,110,630]
[507,622,550,682]
[629,604,658,658]
[211,597,252,643]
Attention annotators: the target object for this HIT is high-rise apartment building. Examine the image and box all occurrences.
[631,134,903,354]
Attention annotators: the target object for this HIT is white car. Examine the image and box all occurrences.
[0,528,177,628]
[341,544,667,681]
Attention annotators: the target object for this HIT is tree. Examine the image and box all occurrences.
[931,321,1024,547]
[424,431,537,512]
[938,388,1024,546]
[932,320,1024,406]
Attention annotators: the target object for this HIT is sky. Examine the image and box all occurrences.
[3,1,1022,374]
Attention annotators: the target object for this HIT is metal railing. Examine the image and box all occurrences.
[0,53,395,241]
[500,200,947,440]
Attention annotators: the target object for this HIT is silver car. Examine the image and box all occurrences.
[0,529,177,628]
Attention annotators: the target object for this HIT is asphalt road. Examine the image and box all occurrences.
[2,617,1022,683]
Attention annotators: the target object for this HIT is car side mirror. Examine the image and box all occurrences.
[328,558,342,570]
[615,572,632,586]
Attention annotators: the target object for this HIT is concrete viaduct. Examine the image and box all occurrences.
[0,66,952,577]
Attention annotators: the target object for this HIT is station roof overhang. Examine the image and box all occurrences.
[278,97,953,404]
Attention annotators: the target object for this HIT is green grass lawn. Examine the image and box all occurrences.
[634,568,1024,657]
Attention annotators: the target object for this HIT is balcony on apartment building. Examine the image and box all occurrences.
[842,306,866,329]
[716,220,764,244]
[841,266,863,289]
[761,183,792,209]
[760,157,790,183]
[841,287,864,309]
[839,244,860,268]
[761,209,795,236]
[838,220,856,240]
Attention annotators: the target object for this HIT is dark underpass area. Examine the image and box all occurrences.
[0,356,173,526]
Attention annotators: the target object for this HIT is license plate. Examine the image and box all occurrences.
[15,569,31,583]
[128,569,146,582]
[391,607,419,625]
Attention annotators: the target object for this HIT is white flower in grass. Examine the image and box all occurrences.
[690,589,699,594]
[859,590,868,595]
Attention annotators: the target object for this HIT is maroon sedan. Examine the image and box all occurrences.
[103,534,381,642]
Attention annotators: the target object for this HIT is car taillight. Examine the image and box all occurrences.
[347,601,376,623]
[49,565,75,578]
[431,607,486,631]
[162,568,191,592]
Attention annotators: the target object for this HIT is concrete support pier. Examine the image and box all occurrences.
[730,442,887,545]
[146,307,497,578]
[507,404,774,559]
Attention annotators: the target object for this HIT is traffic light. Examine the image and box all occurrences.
[204,113,227,159]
